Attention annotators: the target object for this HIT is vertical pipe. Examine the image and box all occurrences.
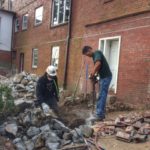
[63,0,72,89]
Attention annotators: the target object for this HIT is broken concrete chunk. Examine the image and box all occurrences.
[24,140,34,150]
[52,119,70,132]
[21,79,29,86]
[42,132,60,143]
[79,125,93,138]
[0,124,6,135]
[27,127,40,137]
[13,138,26,150]
[5,123,18,136]
[40,124,50,132]
[34,134,45,149]
[46,142,60,150]
[63,132,72,140]
[13,74,24,84]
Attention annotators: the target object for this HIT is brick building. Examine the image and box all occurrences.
[2,0,150,105]
[0,8,15,75]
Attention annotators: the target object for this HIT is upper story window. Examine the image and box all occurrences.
[52,0,70,26]
[15,18,20,32]
[35,6,43,26]
[22,13,28,30]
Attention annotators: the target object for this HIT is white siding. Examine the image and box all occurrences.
[0,11,13,51]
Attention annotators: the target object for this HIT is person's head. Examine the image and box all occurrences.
[46,65,57,80]
[82,46,93,57]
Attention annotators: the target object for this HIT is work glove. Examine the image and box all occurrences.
[41,103,50,114]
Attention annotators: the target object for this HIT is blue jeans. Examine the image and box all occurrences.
[96,76,112,118]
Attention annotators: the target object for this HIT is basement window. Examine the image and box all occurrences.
[15,18,20,32]
[22,13,28,30]
[32,48,38,68]
[52,0,70,26]
[51,46,59,69]
[35,6,43,26]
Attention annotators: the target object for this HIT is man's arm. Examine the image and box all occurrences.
[91,60,101,77]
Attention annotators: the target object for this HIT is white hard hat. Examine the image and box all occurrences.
[46,65,57,76]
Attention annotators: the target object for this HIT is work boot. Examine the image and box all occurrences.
[89,113,105,123]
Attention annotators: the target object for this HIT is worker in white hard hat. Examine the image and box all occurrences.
[36,65,59,113]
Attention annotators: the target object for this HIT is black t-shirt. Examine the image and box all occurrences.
[92,50,112,79]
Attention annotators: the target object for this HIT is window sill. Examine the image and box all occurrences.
[32,66,38,69]
[50,22,68,28]
[34,22,42,27]
[22,28,28,31]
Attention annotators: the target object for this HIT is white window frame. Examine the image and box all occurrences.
[51,46,60,69]
[32,48,38,68]
[52,0,70,26]
[15,18,19,32]
[35,6,43,26]
[22,13,28,30]
[99,36,121,93]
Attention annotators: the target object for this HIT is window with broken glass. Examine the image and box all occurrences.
[52,0,70,26]
[35,6,43,25]
[15,18,20,32]
[32,49,38,68]
[22,14,28,30]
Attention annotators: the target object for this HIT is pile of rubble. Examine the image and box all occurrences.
[106,95,134,112]
[92,113,150,143]
[0,106,94,150]
[0,72,39,106]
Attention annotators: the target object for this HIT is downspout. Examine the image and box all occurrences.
[63,0,72,89]
[10,14,16,74]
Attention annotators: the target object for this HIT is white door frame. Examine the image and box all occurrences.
[98,36,121,93]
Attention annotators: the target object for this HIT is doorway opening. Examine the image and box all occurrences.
[19,53,24,72]
[99,36,121,93]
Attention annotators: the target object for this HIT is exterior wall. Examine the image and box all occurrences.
[0,10,14,75]
[0,11,13,51]
[66,0,150,105]
[2,0,149,105]
[76,12,150,105]
[10,0,69,86]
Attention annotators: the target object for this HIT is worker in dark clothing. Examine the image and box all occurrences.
[36,65,59,113]
[82,46,112,121]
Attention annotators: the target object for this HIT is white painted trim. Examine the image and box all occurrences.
[98,36,121,93]
[32,48,38,68]
[115,36,121,93]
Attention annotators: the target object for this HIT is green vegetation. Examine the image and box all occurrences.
[0,84,15,114]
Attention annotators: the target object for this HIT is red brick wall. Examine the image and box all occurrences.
[3,0,149,105]
[10,0,68,86]
[0,50,11,75]
[74,12,150,105]
[0,50,11,62]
